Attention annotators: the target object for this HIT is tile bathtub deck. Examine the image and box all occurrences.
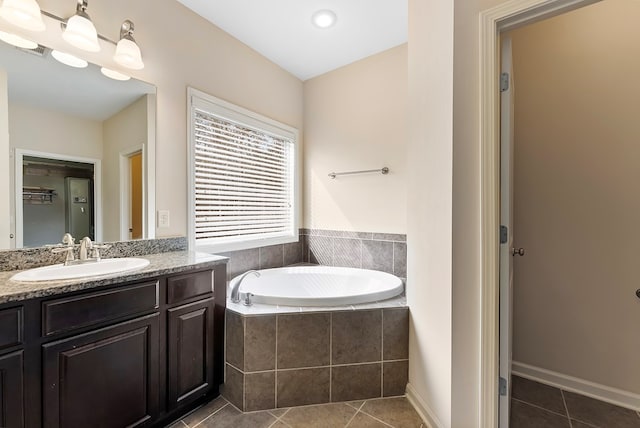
[167,396,426,428]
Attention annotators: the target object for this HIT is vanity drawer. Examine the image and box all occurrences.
[42,281,159,336]
[0,307,23,350]
[167,270,214,305]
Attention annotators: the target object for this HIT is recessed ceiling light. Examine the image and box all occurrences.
[311,10,337,29]
[51,50,88,68]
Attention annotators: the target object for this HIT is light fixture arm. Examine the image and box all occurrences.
[119,19,135,42]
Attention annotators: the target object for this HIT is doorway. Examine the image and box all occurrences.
[492,0,640,425]
[119,147,145,241]
[14,149,102,248]
[478,0,602,425]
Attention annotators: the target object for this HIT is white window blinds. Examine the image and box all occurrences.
[189,90,297,251]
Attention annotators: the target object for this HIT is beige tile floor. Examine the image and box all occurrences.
[167,396,427,428]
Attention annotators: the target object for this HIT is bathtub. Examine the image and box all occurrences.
[229,265,404,307]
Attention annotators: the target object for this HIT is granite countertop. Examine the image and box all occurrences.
[0,251,228,304]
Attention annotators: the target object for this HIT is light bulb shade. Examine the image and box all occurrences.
[51,49,87,68]
[114,37,143,70]
[0,30,36,48]
[62,13,100,52]
[100,67,130,81]
[0,0,45,31]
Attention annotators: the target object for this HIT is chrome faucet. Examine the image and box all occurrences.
[230,270,260,303]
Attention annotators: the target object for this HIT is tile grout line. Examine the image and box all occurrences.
[511,397,570,419]
[381,309,385,397]
[190,402,230,428]
[275,314,279,409]
[356,408,395,427]
[560,390,573,428]
[329,311,333,403]
[180,420,188,427]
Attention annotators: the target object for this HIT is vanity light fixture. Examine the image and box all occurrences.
[0,0,45,32]
[100,66,130,81]
[311,9,337,29]
[51,49,87,68]
[0,30,36,48]
[61,0,100,52]
[113,20,143,70]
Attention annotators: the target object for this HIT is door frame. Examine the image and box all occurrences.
[14,148,102,247]
[478,0,600,425]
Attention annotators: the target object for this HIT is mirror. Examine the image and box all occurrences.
[0,41,156,249]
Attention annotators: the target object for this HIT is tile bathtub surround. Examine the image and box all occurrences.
[220,229,406,281]
[301,229,407,278]
[0,236,188,271]
[223,307,409,412]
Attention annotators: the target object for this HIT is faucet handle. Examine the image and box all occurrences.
[62,233,75,246]
[90,244,111,261]
[51,246,75,265]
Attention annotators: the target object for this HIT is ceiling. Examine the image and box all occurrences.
[0,42,154,121]
[176,0,408,81]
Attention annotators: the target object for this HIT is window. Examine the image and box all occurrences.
[188,88,298,252]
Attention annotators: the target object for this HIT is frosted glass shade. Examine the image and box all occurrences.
[100,67,130,81]
[0,30,36,48]
[0,0,45,31]
[62,14,100,52]
[51,50,87,68]
[114,37,143,70]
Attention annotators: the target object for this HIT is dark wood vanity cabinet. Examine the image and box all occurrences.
[0,350,25,428]
[42,314,160,428]
[167,297,214,409]
[0,263,226,428]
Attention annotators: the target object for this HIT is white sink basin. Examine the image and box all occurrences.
[11,258,151,282]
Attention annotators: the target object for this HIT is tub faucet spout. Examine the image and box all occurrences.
[230,270,260,303]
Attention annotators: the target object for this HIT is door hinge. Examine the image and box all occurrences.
[500,225,508,244]
[499,377,508,396]
[500,73,509,92]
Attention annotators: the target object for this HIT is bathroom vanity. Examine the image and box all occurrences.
[0,251,227,428]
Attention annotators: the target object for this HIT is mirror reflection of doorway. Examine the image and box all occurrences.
[21,156,95,247]
[129,152,143,240]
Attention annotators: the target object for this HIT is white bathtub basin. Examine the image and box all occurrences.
[10,257,150,282]
[230,266,404,306]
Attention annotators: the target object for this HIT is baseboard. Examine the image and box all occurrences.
[405,383,443,428]
[512,361,640,411]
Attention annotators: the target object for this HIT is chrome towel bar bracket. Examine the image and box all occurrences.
[329,167,389,179]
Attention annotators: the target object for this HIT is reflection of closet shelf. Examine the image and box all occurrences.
[23,187,57,204]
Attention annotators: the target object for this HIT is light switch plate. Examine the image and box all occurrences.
[158,210,170,228]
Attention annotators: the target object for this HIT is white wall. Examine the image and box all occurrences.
[2,0,304,239]
[103,96,148,241]
[407,0,454,426]
[0,71,9,248]
[509,0,640,395]
[303,45,407,233]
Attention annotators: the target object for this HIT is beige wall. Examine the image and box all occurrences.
[8,104,103,160]
[303,45,407,233]
[509,0,640,395]
[3,0,304,239]
[103,96,148,241]
[407,0,454,426]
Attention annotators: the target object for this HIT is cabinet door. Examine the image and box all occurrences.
[42,313,159,428]
[167,298,214,409]
[0,350,24,428]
